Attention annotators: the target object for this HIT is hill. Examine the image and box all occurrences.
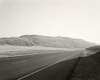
[86,45,100,51]
[0,35,96,48]
[71,49,100,80]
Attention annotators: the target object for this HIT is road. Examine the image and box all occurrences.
[0,50,82,80]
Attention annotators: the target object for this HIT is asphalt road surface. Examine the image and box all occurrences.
[0,50,82,80]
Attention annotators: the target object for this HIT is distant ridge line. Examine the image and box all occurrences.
[0,34,96,48]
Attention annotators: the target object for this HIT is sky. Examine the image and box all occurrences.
[0,0,100,44]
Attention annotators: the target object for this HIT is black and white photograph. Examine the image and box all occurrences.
[0,0,100,80]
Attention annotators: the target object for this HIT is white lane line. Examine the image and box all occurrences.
[17,64,48,80]
[17,58,72,80]
[17,52,81,80]
[12,60,27,64]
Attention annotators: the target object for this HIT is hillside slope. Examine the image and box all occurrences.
[0,35,96,48]
[71,50,100,80]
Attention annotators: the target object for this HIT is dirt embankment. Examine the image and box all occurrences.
[70,51,100,80]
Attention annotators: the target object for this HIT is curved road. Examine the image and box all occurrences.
[0,50,82,80]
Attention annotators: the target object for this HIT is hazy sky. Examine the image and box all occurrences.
[0,0,100,44]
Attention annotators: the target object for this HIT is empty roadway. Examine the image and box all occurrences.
[0,50,82,80]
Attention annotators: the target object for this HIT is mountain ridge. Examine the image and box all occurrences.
[0,34,96,48]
